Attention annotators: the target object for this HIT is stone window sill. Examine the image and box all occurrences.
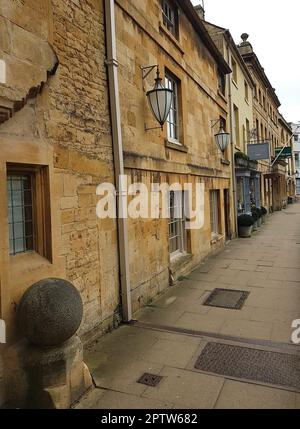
[217,90,227,103]
[221,159,230,165]
[165,139,188,153]
[232,79,238,90]
[9,251,53,275]
[159,23,184,55]
[170,252,193,271]
[210,234,225,245]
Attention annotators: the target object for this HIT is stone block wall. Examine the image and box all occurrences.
[0,0,120,349]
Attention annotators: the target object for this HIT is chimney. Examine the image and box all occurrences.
[194,3,205,20]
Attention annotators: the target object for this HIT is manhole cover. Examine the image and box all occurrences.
[137,373,163,387]
[203,289,250,310]
[195,342,300,391]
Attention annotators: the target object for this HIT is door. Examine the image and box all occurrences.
[224,189,231,241]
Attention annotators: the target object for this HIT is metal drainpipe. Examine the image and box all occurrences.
[226,43,238,237]
[104,0,132,322]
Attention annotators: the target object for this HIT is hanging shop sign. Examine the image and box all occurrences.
[275,146,292,160]
[247,142,270,161]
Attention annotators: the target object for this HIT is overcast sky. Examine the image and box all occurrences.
[191,0,300,123]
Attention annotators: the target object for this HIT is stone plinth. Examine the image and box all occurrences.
[4,336,92,409]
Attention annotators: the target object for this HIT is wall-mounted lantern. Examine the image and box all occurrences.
[211,119,230,153]
[141,65,173,131]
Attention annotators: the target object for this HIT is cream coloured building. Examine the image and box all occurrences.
[201,20,258,218]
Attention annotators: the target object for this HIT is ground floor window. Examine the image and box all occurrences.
[7,172,34,255]
[6,164,52,260]
[168,190,186,255]
[210,190,220,238]
[296,178,300,195]
[250,178,256,207]
[237,178,245,214]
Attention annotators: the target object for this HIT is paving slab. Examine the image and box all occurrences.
[80,204,300,409]
[141,366,225,409]
[215,380,298,409]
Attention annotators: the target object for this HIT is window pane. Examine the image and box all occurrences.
[169,190,186,254]
[7,173,34,255]
[165,73,180,141]
[210,190,219,236]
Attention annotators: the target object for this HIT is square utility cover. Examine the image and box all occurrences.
[195,342,300,391]
[203,288,250,310]
[137,373,163,387]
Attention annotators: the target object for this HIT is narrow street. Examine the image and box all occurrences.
[77,203,300,409]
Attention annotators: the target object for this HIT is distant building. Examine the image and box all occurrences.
[201,21,258,218]
[291,123,300,194]
[238,34,289,211]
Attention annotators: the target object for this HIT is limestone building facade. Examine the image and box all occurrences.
[0,0,121,406]
[237,34,285,212]
[0,0,235,407]
[202,21,261,218]
[114,0,234,313]
[291,122,300,195]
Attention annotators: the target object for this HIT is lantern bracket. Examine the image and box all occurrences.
[141,65,159,92]
[141,65,159,81]
[210,118,222,129]
[144,124,163,131]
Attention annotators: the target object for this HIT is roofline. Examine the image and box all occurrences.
[180,0,231,74]
[278,114,292,133]
[241,51,281,108]
[202,21,254,87]
[224,30,255,88]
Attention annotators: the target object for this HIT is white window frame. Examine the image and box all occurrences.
[168,190,186,256]
[162,0,177,37]
[210,190,220,238]
[165,72,180,144]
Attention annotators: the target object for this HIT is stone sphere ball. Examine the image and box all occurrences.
[18,278,83,347]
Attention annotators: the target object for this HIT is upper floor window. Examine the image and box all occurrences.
[162,0,178,38]
[7,164,52,260]
[244,81,249,101]
[233,104,240,147]
[231,58,237,83]
[218,70,226,96]
[165,71,181,144]
[246,118,250,142]
[294,134,299,142]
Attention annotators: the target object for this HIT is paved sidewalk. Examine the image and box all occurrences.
[76,203,300,409]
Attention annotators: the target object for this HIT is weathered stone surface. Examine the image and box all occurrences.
[4,336,92,409]
[18,278,83,347]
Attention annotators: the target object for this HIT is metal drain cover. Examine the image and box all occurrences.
[195,342,300,391]
[137,373,163,387]
[203,289,249,310]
